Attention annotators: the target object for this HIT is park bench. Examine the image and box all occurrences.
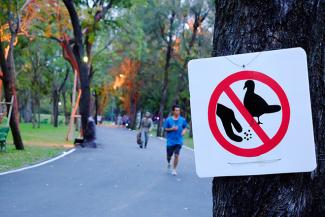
[0,96,13,152]
[0,127,10,151]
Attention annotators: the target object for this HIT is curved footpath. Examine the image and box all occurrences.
[0,126,212,217]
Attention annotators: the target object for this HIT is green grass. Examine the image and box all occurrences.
[0,145,64,172]
[7,122,72,147]
[184,133,194,149]
[0,120,73,173]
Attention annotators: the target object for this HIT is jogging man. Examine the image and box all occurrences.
[164,105,187,176]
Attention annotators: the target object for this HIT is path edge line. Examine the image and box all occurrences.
[0,148,76,176]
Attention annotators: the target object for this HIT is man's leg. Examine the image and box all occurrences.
[171,145,181,175]
[144,132,149,148]
[167,146,172,163]
[166,146,174,170]
[173,154,179,169]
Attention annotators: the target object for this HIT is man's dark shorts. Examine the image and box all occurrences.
[167,144,182,157]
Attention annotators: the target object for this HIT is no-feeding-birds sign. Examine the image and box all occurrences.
[188,48,316,177]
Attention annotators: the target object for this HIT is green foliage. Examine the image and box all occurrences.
[105,0,213,118]
[2,0,213,129]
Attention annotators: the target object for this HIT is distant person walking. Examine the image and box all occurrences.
[140,112,153,148]
[117,115,122,126]
[164,105,187,176]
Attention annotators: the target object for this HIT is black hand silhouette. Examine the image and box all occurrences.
[216,103,243,142]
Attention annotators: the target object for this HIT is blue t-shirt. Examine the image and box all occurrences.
[164,116,187,146]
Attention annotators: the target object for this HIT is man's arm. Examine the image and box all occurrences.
[165,126,177,132]
[164,118,177,132]
[181,119,188,136]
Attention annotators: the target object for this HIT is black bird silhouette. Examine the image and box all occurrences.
[243,80,281,124]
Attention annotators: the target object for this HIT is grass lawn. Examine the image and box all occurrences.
[184,134,194,149]
[0,145,64,172]
[7,122,73,148]
[0,120,74,173]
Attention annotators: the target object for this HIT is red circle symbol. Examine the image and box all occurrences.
[208,71,290,157]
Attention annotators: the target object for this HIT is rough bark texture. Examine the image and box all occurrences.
[63,0,91,138]
[0,39,24,150]
[62,90,69,125]
[21,92,32,123]
[52,90,59,127]
[212,1,325,216]
[94,91,98,125]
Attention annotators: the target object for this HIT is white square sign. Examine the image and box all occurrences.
[188,47,317,177]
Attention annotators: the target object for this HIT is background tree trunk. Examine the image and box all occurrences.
[212,1,325,216]
[94,91,98,125]
[62,90,69,125]
[0,40,24,150]
[52,90,59,127]
[37,98,40,128]
[129,94,137,130]
[31,94,36,128]
[157,10,176,137]
[22,92,32,123]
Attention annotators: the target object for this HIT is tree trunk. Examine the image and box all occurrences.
[62,90,69,125]
[52,90,59,128]
[212,1,325,216]
[22,92,33,123]
[129,94,137,130]
[0,38,24,150]
[94,91,98,125]
[63,0,92,138]
[31,94,36,128]
[37,98,40,128]
[157,10,176,137]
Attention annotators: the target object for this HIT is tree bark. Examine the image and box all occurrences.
[52,90,59,127]
[31,94,36,128]
[37,98,40,128]
[212,1,325,216]
[63,0,92,138]
[62,90,69,125]
[22,92,32,123]
[94,91,98,125]
[129,93,138,130]
[0,38,24,150]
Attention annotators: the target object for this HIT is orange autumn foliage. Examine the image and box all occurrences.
[100,58,141,115]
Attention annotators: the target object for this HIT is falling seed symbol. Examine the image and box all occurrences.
[243,129,253,141]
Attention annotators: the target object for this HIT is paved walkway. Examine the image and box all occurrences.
[0,127,212,217]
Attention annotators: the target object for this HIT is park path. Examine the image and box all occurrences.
[0,126,212,217]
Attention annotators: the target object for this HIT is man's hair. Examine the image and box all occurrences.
[172,105,180,111]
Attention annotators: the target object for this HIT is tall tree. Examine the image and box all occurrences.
[156,0,180,137]
[62,0,91,137]
[61,0,136,137]
[0,0,27,150]
[212,1,325,216]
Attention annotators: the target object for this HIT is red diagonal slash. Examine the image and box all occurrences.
[224,87,271,144]
[208,71,290,157]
